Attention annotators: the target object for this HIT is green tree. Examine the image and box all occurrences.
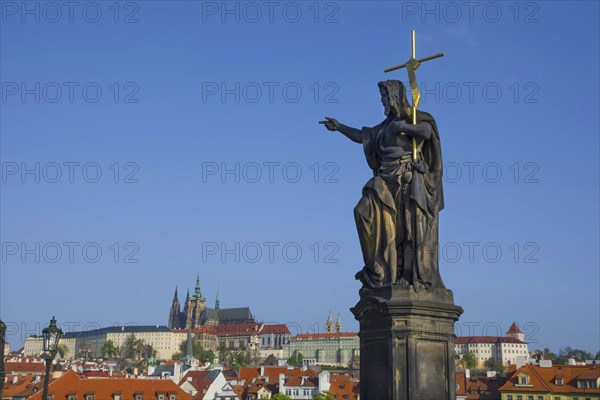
[484,358,505,375]
[57,344,69,358]
[297,351,304,366]
[272,394,292,400]
[205,349,215,363]
[463,352,476,369]
[101,340,118,358]
[288,354,297,366]
[123,334,155,361]
[218,344,231,364]
[172,351,182,360]
[179,340,205,360]
[232,351,246,368]
[313,391,335,400]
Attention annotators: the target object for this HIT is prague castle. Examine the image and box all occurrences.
[168,275,255,329]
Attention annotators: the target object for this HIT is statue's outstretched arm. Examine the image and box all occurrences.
[338,123,362,143]
[319,117,362,143]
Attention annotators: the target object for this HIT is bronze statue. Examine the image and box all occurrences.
[320,80,445,291]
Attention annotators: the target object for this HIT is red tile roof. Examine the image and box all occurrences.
[28,370,193,399]
[3,374,51,398]
[4,361,46,374]
[329,378,359,400]
[499,364,600,395]
[238,366,317,385]
[178,370,217,393]
[260,324,291,334]
[284,375,318,387]
[506,322,523,335]
[455,336,526,344]
[464,376,508,400]
[216,323,262,336]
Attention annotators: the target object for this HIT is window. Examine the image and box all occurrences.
[528,396,533,400]
[67,396,76,400]
[135,395,143,400]
[507,396,512,400]
[517,396,522,400]
[158,396,165,400]
[538,397,543,400]
[169,396,176,400]
[520,376,527,385]
[85,395,94,400]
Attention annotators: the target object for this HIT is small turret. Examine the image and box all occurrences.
[215,287,220,311]
[335,313,343,333]
[193,274,203,301]
[325,311,335,333]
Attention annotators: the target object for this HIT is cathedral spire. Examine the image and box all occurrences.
[193,274,202,300]
[168,286,181,329]
[325,311,335,333]
[215,286,220,311]
[336,313,343,333]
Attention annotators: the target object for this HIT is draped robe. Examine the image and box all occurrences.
[353,111,446,290]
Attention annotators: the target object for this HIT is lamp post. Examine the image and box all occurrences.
[42,316,63,400]
[0,319,6,399]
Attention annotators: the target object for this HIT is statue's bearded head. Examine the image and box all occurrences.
[378,80,410,118]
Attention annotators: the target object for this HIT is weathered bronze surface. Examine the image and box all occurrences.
[320,79,444,291]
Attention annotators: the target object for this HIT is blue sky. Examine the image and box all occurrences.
[1,1,598,354]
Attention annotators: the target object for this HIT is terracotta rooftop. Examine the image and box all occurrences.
[329,378,360,400]
[499,364,600,395]
[238,366,317,384]
[455,336,526,344]
[27,370,193,399]
[506,322,523,335]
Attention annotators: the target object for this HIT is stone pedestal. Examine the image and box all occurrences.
[351,286,463,400]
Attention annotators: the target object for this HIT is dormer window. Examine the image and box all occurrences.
[112,394,121,400]
[554,376,564,386]
[516,373,532,387]
[66,395,76,400]
[135,394,143,400]
[519,376,527,385]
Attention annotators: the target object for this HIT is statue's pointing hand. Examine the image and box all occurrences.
[319,117,340,132]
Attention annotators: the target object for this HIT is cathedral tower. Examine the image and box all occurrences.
[325,311,335,333]
[168,287,181,329]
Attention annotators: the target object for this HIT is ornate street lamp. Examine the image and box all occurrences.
[0,319,6,399]
[41,316,63,400]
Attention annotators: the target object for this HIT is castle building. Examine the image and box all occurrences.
[168,275,255,330]
[287,313,359,368]
[454,322,530,368]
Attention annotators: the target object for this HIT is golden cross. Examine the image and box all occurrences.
[384,30,444,159]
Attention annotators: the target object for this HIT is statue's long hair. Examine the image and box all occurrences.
[378,80,411,118]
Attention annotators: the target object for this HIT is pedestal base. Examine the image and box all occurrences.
[351,286,463,400]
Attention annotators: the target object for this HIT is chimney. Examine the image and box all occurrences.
[12,376,18,384]
[465,369,470,379]
[279,373,285,391]
[260,366,264,377]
